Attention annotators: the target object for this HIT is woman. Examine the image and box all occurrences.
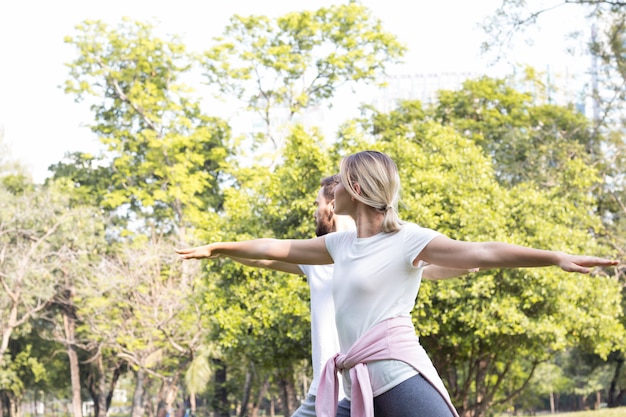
[177,150,617,417]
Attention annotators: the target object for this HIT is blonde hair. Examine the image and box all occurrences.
[339,151,402,232]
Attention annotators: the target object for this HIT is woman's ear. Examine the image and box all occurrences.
[329,199,335,211]
[353,182,361,195]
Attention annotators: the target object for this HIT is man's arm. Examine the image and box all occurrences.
[227,256,304,275]
[423,265,478,281]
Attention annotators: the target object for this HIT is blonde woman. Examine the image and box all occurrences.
[177,151,617,417]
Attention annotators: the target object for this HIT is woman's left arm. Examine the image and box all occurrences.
[416,236,618,273]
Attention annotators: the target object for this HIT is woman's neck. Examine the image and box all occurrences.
[354,205,384,238]
[334,214,356,232]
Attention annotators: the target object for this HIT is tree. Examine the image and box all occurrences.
[481,0,626,128]
[202,2,405,149]
[523,362,573,414]
[62,18,230,239]
[77,237,205,417]
[0,181,104,417]
[432,74,603,195]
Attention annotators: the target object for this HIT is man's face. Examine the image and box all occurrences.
[313,187,334,237]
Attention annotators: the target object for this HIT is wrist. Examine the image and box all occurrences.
[552,251,567,267]
[208,243,220,256]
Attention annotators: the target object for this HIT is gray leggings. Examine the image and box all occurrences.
[335,374,455,417]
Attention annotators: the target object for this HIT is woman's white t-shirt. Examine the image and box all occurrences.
[325,222,441,398]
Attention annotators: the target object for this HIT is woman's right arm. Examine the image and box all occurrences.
[176,237,333,265]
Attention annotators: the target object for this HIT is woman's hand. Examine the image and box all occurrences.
[556,253,619,274]
[175,244,219,260]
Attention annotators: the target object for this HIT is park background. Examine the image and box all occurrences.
[1,0,625,416]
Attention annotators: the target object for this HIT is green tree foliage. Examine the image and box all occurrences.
[75,237,205,417]
[432,74,602,195]
[431,74,626,411]
[60,20,233,413]
[202,2,405,147]
[62,18,230,237]
[480,0,626,303]
[0,182,100,359]
[517,362,573,413]
[0,180,105,417]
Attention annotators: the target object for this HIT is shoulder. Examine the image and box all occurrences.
[400,222,441,243]
[324,230,355,255]
[325,229,356,243]
[400,222,437,235]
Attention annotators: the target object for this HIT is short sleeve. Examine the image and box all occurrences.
[324,230,355,261]
[402,223,442,267]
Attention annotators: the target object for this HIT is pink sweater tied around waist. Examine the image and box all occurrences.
[315,316,459,417]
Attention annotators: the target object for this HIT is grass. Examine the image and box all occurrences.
[501,408,626,417]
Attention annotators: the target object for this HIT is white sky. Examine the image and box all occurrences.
[0,0,590,182]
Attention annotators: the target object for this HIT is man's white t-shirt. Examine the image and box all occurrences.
[298,263,341,397]
[325,222,441,398]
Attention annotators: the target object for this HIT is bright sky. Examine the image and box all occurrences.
[0,0,590,182]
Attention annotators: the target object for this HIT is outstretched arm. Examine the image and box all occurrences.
[176,237,333,265]
[423,265,479,281]
[417,236,618,273]
[227,256,304,275]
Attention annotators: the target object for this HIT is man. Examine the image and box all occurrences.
[222,175,472,417]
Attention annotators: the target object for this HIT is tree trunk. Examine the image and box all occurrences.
[131,368,146,417]
[142,376,155,417]
[212,359,229,417]
[63,306,83,417]
[95,356,108,417]
[7,392,17,417]
[239,367,253,417]
[555,393,560,413]
[609,355,624,407]
[549,391,555,414]
[277,370,298,417]
[87,358,122,417]
[106,364,123,411]
[0,289,20,361]
[470,358,490,417]
[251,377,269,417]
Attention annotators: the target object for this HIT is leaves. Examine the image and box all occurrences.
[62,19,230,238]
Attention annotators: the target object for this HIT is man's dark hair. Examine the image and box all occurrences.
[320,175,339,202]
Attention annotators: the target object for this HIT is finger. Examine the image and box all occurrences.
[572,266,590,274]
[576,258,618,267]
